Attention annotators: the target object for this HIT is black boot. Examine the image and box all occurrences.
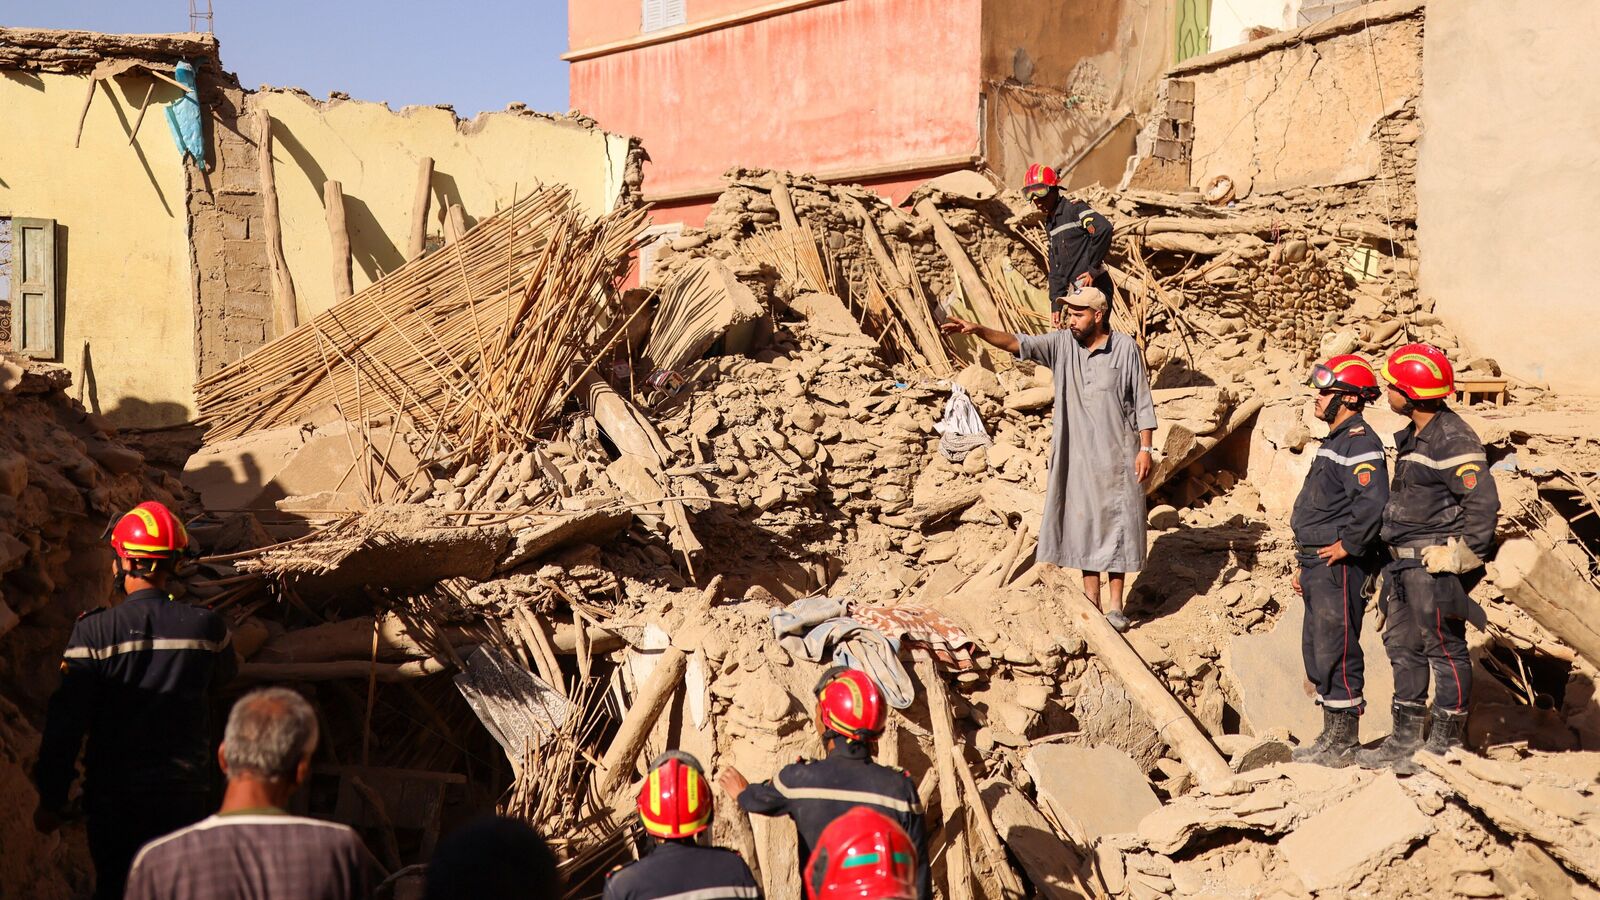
[1293,707,1360,767]
[1421,707,1468,755]
[1354,702,1427,769]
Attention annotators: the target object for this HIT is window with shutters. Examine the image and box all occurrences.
[0,217,59,360]
[642,0,686,32]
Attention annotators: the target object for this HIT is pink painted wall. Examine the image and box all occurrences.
[572,0,824,58]
[570,0,983,202]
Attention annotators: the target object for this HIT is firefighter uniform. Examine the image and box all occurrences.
[1291,413,1389,711]
[1045,197,1113,312]
[738,741,928,900]
[604,842,760,900]
[34,588,236,900]
[1378,407,1499,714]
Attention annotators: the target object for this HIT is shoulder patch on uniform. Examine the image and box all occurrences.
[606,863,627,878]
[1354,462,1377,486]
[1347,426,1366,436]
[1457,462,1481,490]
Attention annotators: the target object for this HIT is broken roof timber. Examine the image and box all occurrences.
[0,26,218,74]
[1167,0,1425,78]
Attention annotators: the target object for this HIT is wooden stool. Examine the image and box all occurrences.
[1455,377,1508,407]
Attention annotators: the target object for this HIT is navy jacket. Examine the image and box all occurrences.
[1291,413,1389,554]
[739,741,928,900]
[34,589,236,809]
[1046,198,1113,309]
[1381,407,1500,558]
[603,841,760,900]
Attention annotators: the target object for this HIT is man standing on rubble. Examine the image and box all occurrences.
[604,751,760,900]
[942,286,1157,632]
[1022,162,1114,328]
[1289,355,1389,767]
[1358,343,1499,770]
[717,667,929,900]
[33,501,237,900]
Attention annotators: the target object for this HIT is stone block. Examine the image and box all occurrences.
[1024,743,1161,845]
[1279,773,1433,892]
[1225,601,1394,745]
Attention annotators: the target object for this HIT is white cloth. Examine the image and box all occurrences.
[935,384,992,462]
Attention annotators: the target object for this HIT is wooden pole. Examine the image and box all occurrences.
[1040,568,1233,786]
[950,745,1025,897]
[769,180,803,234]
[1492,538,1600,670]
[253,107,299,334]
[914,652,973,900]
[593,578,721,800]
[326,179,353,303]
[913,199,1007,329]
[73,77,99,148]
[408,157,435,260]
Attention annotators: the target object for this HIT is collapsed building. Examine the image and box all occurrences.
[3,3,1600,900]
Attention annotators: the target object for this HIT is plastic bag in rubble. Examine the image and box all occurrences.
[935,383,992,462]
[769,597,915,709]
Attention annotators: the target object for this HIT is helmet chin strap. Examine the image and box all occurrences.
[1319,393,1350,424]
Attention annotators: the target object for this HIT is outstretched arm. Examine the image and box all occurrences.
[940,318,1019,354]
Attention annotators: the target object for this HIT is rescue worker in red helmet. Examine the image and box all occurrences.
[719,668,928,900]
[1356,343,1499,771]
[1022,162,1114,328]
[804,807,917,900]
[1288,354,1389,767]
[33,501,237,900]
[604,751,759,900]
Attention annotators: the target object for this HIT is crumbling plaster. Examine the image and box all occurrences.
[1419,0,1600,395]
[254,91,634,322]
[1178,3,1422,198]
[0,70,196,426]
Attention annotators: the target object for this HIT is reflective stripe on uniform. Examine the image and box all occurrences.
[1396,452,1486,470]
[648,887,762,900]
[1049,221,1083,236]
[1315,448,1385,467]
[63,636,229,661]
[772,772,919,814]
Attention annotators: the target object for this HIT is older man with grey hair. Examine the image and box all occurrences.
[125,687,377,900]
[943,285,1157,632]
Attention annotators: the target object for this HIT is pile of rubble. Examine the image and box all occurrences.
[7,155,1600,900]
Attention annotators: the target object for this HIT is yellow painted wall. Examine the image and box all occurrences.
[0,71,195,425]
[254,93,632,321]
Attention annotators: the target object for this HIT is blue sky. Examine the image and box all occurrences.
[6,0,572,117]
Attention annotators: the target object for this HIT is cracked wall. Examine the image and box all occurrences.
[253,91,635,322]
[1176,6,1422,198]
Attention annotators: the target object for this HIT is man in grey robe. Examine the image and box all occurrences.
[942,286,1157,631]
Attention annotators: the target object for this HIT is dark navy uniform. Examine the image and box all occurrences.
[603,841,761,900]
[34,588,236,900]
[1290,413,1389,711]
[1045,198,1114,312]
[738,741,928,900]
[1378,407,1499,713]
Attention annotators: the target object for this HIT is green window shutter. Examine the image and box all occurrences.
[12,217,58,360]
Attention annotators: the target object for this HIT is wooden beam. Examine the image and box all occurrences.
[408,157,434,260]
[913,198,1006,365]
[325,179,353,303]
[253,107,299,334]
[238,658,449,682]
[73,76,99,148]
[914,652,973,900]
[444,203,467,244]
[1041,568,1233,786]
[1491,538,1600,670]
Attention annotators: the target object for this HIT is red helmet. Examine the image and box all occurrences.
[815,668,886,741]
[637,751,712,839]
[1309,354,1381,402]
[1382,343,1454,401]
[110,501,190,562]
[1023,163,1060,194]
[804,807,917,900]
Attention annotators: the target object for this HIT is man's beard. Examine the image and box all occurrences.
[1070,323,1100,345]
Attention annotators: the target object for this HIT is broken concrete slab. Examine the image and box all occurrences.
[979,777,1087,900]
[1279,772,1433,892]
[498,508,632,572]
[1025,743,1161,846]
[183,420,418,513]
[1225,600,1393,745]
